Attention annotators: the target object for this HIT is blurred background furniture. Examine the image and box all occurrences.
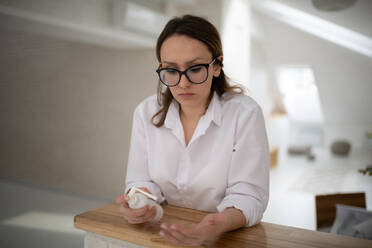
[331,140,351,156]
[315,192,366,231]
[331,204,372,240]
[287,145,315,161]
[270,147,278,169]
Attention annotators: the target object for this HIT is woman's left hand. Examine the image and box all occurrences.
[159,213,227,246]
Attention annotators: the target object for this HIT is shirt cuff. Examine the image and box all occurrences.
[125,181,165,204]
[216,194,264,227]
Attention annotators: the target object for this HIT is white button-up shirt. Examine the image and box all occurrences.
[125,92,269,226]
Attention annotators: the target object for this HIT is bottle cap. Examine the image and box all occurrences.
[128,186,158,201]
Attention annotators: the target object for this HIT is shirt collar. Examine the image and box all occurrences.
[164,98,179,129]
[208,91,222,127]
[164,91,222,129]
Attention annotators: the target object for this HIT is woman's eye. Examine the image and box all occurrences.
[189,66,202,73]
[165,69,177,74]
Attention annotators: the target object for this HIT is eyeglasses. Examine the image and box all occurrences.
[156,58,216,87]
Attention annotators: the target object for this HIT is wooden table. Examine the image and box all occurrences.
[74,203,372,248]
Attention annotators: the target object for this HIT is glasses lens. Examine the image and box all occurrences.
[186,65,208,84]
[159,69,179,86]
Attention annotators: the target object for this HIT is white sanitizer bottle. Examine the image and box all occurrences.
[127,187,163,223]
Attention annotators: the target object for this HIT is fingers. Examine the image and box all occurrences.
[141,206,157,221]
[168,223,195,237]
[160,223,200,246]
[121,204,148,224]
[159,228,188,246]
[116,186,156,224]
[115,195,124,204]
[121,203,148,218]
[116,194,130,205]
[126,207,156,224]
[120,203,156,224]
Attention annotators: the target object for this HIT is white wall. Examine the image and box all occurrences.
[249,38,274,116]
[0,28,157,199]
[0,0,225,200]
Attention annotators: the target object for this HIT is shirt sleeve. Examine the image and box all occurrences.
[216,104,270,227]
[125,106,165,203]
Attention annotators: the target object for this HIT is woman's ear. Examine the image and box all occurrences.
[213,56,223,77]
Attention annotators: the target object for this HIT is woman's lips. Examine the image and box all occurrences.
[178,93,195,99]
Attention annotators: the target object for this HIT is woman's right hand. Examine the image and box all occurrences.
[115,187,157,224]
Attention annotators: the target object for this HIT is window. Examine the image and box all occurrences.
[278,66,324,124]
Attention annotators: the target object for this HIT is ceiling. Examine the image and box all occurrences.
[273,0,372,38]
[0,0,171,49]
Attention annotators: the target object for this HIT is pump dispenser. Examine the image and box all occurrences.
[127,187,163,223]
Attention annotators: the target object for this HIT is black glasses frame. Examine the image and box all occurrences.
[156,58,216,87]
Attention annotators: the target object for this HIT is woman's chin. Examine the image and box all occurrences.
[176,98,198,107]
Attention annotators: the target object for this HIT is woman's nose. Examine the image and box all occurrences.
[178,74,191,88]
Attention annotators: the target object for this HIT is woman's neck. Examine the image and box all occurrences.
[179,94,212,121]
[180,105,206,121]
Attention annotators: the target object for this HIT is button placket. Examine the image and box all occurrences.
[176,150,187,188]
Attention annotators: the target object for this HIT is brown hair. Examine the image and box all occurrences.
[151,15,243,127]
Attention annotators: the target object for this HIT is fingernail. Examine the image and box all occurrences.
[160,223,167,229]
[159,231,165,237]
[170,225,177,230]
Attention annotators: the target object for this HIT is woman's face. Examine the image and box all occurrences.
[159,35,221,110]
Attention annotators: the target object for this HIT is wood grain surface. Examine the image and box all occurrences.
[74,202,372,247]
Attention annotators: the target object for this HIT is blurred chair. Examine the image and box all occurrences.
[315,192,366,231]
[270,147,278,169]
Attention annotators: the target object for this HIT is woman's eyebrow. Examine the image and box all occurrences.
[162,57,208,66]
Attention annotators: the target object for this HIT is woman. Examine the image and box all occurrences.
[116,15,269,246]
